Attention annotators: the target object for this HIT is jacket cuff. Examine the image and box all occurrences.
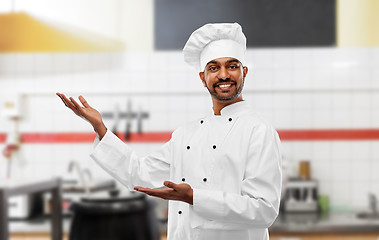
[90,130,127,171]
[190,188,224,228]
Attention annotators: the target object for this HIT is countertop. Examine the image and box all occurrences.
[9,217,71,234]
[270,211,379,234]
[10,211,379,235]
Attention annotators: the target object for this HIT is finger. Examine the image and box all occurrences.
[57,94,68,107]
[164,181,178,190]
[69,97,84,113]
[60,94,77,110]
[135,187,174,198]
[79,95,91,108]
[135,188,162,197]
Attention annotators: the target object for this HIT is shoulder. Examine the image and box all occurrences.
[238,110,280,141]
[240,109,274,129]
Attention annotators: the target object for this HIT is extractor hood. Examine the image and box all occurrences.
[0,12,123,52]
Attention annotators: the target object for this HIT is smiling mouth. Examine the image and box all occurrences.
[216,83,235,90]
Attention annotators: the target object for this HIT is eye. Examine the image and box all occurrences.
[208,66,218,71]
[229,65,238,70]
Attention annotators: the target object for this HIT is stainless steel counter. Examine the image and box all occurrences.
[0,178,62,240]
[270,211,379,234]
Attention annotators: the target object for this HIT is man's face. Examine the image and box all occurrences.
[199,57,248,102]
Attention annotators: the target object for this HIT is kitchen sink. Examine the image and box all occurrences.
[62,179,116,193]
[356,212,379,220]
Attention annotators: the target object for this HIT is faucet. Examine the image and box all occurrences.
[369,193,377,214]
[68,160,90,195]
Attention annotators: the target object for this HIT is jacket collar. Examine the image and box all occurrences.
[210,100,250,116]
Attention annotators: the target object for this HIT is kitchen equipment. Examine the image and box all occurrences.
[69,191,160,240]
[125,100,132,141]
[112,104,120,137]
[298,160,311,180]
[8,193,43,219]
[283,178,318,212]
[1,178,62,240]
[43,178,116,216]
[318,195,329,213]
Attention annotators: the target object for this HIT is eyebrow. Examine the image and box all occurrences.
[206,59,240,67]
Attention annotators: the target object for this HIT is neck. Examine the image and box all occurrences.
[212,96,243,115]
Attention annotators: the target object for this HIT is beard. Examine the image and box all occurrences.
[205,78,245,101]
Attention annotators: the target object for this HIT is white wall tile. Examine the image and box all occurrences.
[250,69,273,89]
[272,69,293,89]
[350,48,370,66]
[332,109,353,128]
[331,142,352,162]
[311,48,334,70]
[293,48,312,68]
[351,109,371,128]
[331,162,352,182]
[310,68,332,89]
[312,162,332,180]
[272,110,293,129]
[331,67,351,89]
[272,49,292,69]
[350,67,371,88]
[52,53,73,74]
[351,142,372,162]
[351,162,370,181]
[14,54,35,74]
[372,48,379,65]
[331,181,351,207]
[351,182,371,208]
[34,53,54,75]
[311,142,332,161]
[293,68,312,89]
[0,54,16,75]
[248,49,273,68]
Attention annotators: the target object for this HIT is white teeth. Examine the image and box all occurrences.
[219,84,231,88]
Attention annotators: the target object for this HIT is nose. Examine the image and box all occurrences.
[217,66,230,80]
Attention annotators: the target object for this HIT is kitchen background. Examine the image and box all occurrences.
[1,0,379,239]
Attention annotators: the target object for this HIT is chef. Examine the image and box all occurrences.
[56,22,282,240]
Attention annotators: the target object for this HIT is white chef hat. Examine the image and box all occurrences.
[183,22,246,72]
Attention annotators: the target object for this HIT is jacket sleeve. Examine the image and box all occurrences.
[90,130,171,190]
[190,124,282,230]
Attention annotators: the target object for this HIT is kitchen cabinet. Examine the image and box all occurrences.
[270,233,379,240]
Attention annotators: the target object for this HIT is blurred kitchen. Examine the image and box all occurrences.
[1,0,379,239]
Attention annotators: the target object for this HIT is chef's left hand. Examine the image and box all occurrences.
[134,181,193,205]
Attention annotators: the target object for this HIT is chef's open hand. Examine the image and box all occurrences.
[134,181,193,205]
[56,93,107,139]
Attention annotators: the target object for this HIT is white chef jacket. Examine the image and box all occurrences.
[90,100,282,240]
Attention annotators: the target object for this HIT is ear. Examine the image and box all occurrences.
[199,72,206,87]
[243,66,248,78]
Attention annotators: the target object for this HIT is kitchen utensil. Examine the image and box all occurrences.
[124,100,132,141]
[299,160,311,180]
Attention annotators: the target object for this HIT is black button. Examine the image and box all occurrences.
[182,178,185,182]
[187,146,190,150]
[213,145,216,149]
[178,211,182,214]
[200,120,204,124]
[203,178,207,182]
[229,118,232,122]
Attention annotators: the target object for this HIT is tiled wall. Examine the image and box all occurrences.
[1,47,379,209]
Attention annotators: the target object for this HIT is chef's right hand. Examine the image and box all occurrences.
[56,93,107,139]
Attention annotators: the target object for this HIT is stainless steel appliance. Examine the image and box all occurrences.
[283,179,318,212]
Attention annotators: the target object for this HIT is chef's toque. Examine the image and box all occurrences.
[183,23,247,72]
